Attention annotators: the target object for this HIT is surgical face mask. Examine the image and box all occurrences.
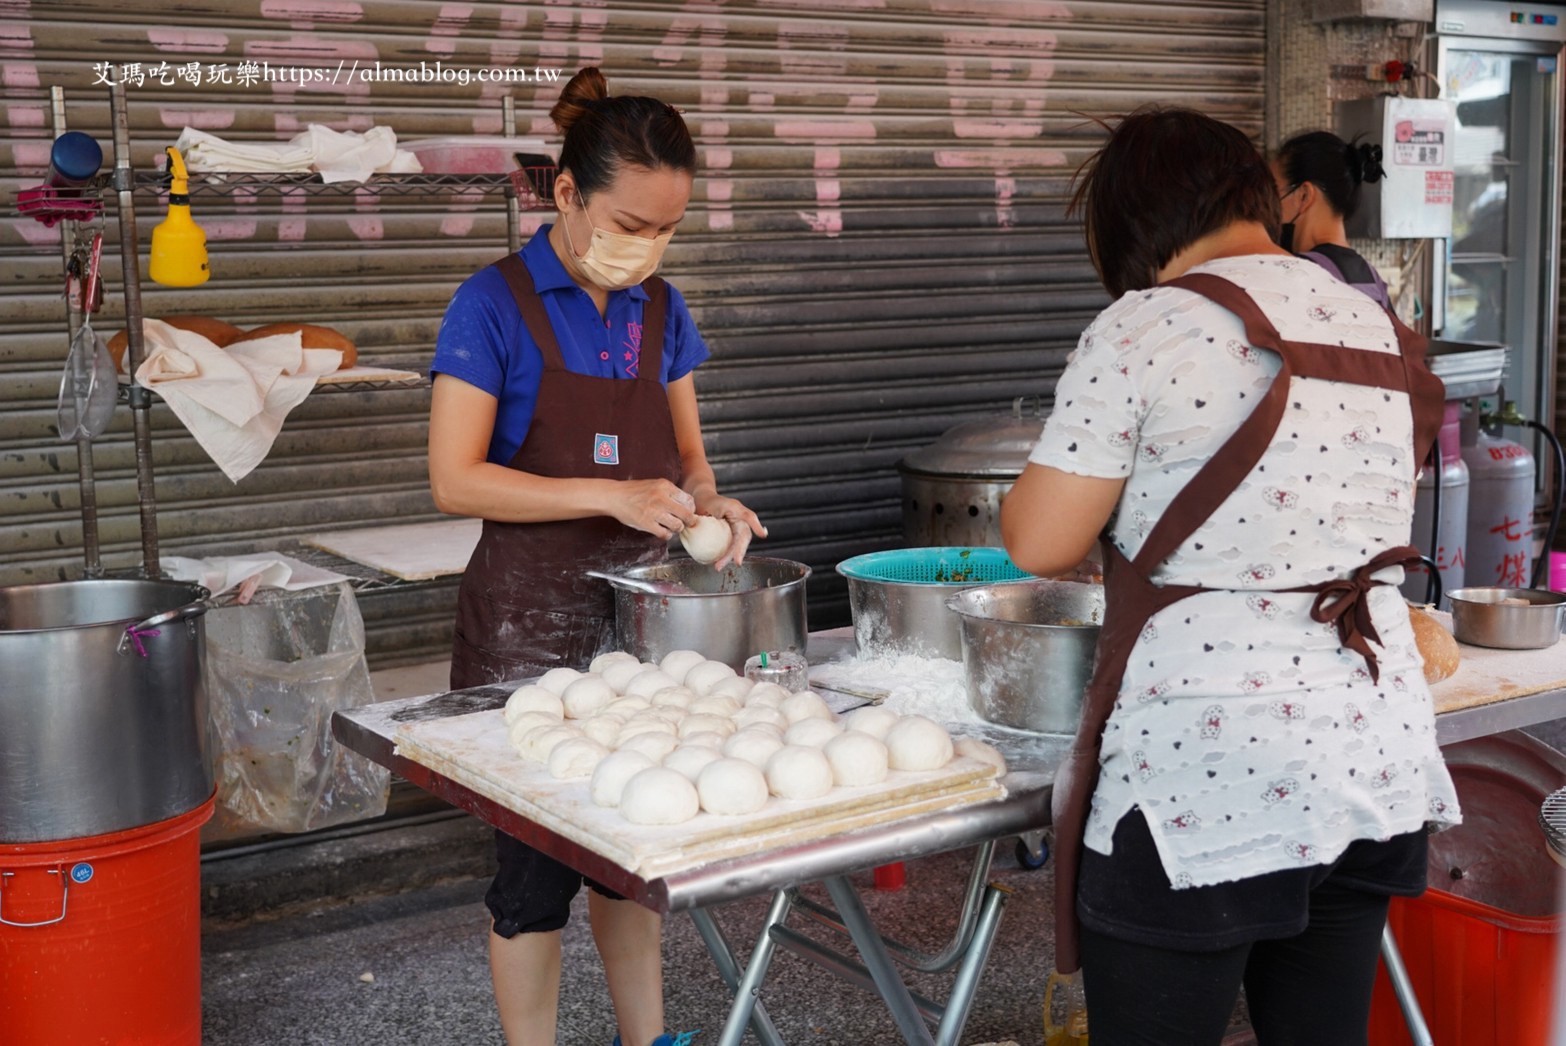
[562,194,672,290]
[1277,183,1301,253]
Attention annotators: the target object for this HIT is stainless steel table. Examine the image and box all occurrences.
[331,630,1566,1045]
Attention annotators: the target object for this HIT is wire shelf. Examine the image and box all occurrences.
[281,542,457,594]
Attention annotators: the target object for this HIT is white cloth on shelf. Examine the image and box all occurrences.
[133,318,341,482]
[175,125,422,183]
[162,553,349,600]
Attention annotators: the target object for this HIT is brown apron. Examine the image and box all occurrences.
[1051,272,1446,973]
[450,255,682,691]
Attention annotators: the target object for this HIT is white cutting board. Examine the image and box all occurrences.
[394,709,1006,880]
[302,517,482,580]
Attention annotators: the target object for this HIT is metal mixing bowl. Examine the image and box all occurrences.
[946,579,1104,734]
[1447,587,1566,650]
[836,547,1032,659]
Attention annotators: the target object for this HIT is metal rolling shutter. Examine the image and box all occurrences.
[1,1,1265,663]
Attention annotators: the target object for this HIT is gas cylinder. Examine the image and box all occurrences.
[1462,419,1535,589]
[1404,401,1468,605]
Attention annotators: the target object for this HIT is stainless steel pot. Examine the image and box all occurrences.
[946,580,1103,734]
[897,397,1045,547]
[0,579,214,842]
[603,557,810,671]
[1447,587,1566,649]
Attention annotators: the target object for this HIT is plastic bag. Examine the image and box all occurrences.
[202,580,390,840]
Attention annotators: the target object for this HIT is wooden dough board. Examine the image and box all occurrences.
[394,709,1006,880]
[301,518,481,580]
[1430,609,1566,716]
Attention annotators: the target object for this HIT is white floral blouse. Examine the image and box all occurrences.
[1030,255,1462,888]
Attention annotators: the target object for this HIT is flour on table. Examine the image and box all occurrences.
[811,653,978,726]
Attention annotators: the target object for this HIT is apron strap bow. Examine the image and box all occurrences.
[1296,545,1421,684]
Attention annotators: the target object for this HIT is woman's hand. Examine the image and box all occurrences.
[613,479,699,540]
[697,494,767,570]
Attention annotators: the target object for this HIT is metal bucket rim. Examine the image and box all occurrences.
[0,578,210,636]
[620,557,811,598]
[945,578,1104,630]
[1448,587,1566,608]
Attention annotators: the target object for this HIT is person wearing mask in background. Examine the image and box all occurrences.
[1002,107,1460,1045]
[1273,130,1394,309]
[427,66,762,1046]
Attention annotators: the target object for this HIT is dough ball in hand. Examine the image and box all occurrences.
[620,766,700,825]
[548,737,610,779]
[536,667,583,696]
[884,715,954,771]
[562,676,616,719]
[765,745,834,800]
[1409,605,1460,683]
[844,705,899,740]
[697,758,769,815]
[679,514,732,565]
[591,750,656,808]
[659,649,708,684]
[823,731,889,787]
[505,684,564,724]
[953,736,1007,775]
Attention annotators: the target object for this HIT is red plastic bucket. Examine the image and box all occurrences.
[0,796,213,1045]
[1369,886,1562,1046]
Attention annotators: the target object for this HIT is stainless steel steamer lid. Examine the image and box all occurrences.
[897,396,1046,479]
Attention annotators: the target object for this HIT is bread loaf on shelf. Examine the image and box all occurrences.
[229,323,357,370]
[107,315,244,372]
[1408,605,1460,683]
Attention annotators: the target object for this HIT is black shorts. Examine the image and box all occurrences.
[1078,808,1428,952]
[486,830,625,938]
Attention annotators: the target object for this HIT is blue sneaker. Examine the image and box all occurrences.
[611,1034,699,1046]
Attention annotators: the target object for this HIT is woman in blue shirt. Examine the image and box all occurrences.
[428,67,761,1046]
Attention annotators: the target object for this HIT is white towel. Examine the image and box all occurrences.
[175,125,422,183]
[133,318,341,482]
[162,553,350,600]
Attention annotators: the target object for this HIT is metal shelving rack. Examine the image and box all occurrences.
[37,83,553,586]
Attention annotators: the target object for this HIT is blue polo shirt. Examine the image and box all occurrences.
[431,225,710,466]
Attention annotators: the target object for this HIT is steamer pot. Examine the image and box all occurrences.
[896,397,1044,548]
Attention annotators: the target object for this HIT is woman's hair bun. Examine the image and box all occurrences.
[550,67,609,136]
[1347,141,1386,185]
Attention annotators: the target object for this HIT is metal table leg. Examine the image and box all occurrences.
[932,884,1009,1046]
[689,907,786,1046]
[712,889,795,1046]
[823,876,936,1046]
[1380,925,1435,1046]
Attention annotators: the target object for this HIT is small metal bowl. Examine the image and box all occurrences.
[1447,587,1566,650]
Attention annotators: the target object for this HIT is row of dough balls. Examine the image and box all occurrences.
[501,649,1006,827]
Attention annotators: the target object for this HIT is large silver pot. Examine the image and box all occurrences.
[605,557,810,671]
[0,579,214,842]
[946,579,1103,735]
[836,548,1032,660]
[897,397,1044,547]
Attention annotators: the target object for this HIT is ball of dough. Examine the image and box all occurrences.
[885,715,954,771]
[744,682,791,708]
[591,749,656,808]
[579,714,626,748]
[697,758,770,815]
[663,744,723,782]
[619,717,678,740]
[954,737,1007,775]
[620,766,700,825]
[520,724,580,763]
[605,697,651,718]
[685,660,738,696]
[690,694,742,718]
[590,651,639,675]
[626,669,682,700]
[683,731,727,750]
[708,676,756,702]
[784,717,843,748]
[844,705,899,740]
[679,713,737,739]
[735,705,788,732]
[505,684,564,724]
[645,705,687,725]
[618,731,680,763]
[600,659,646,695]
[536,667,583,696]
[679,514,732,565]
[650,685,697,709]
[562,676,616,719]
[780,691,834,725]
[722,728,786,768]
[659,649,708,684]
[508,711,563,748]
[765,745,834,800]
[548,736,610,779]
[823,731,889,787]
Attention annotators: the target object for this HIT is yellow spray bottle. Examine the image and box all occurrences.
[148,146,209,287]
